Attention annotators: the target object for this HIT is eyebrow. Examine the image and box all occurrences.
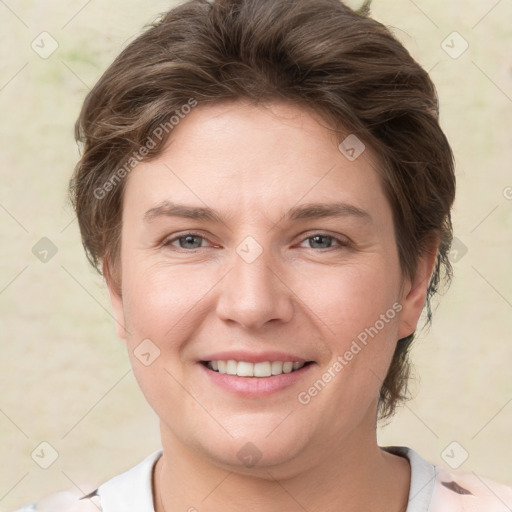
[144,200,372,224]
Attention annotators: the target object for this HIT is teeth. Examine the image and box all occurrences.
[226,360,237,375]
[237,361,255,377]
[253,362,271,377]
[206,360,306,377]
[282,362,293,373]
[271,361,283,375]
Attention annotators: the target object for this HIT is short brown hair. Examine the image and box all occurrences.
[70,0,456,421]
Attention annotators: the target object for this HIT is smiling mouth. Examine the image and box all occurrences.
[201,360,314,377]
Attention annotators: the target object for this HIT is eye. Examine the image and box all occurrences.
[299,233,350,250]
[161,231,351,252]
[163,232,211,250]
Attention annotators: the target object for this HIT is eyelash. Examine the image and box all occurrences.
[161,231,352,252]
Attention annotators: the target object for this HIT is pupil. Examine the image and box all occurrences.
[182,235,200,248]
[312,235,330,248]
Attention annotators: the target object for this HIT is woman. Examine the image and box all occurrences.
[14,0,512,510]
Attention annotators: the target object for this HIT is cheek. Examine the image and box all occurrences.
[121,251,403,346]
[120,258,221,354]
[290,263,403,436]
[119,263,203,410]
[312,260,403,389]
[303,259,402,336]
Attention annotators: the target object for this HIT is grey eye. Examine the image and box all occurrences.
[177,235,204,249]
[307,235,334,249]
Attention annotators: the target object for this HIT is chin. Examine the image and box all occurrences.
[198,421,312,473]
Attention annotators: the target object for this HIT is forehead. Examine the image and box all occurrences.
[122,101,389,225]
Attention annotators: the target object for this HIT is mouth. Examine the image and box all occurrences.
[200,360,315,377]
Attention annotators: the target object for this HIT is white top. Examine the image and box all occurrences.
[13,446,512,511]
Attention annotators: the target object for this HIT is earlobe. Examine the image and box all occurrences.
[397,245,438,340]
[102,258,127,341]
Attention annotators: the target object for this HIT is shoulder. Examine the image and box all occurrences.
[11,490,101,512]
[383,445,512,512]
[431,464,512,511]
[12,450,162,512]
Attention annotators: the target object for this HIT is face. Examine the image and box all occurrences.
[108,101,430,475]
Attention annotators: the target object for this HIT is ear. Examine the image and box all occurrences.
[397,242,439,339]
[102,257,127,341]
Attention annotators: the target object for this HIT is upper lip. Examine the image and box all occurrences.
[199,351,313,364]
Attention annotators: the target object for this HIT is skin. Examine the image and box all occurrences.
[106,100,437,512]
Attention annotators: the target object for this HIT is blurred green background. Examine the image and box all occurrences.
[1,0,511,510]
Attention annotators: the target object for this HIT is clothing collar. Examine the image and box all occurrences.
[382,445,436,512]
[97,449,163,512]
[96,446,436,512]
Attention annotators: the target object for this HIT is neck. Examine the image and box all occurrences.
[153,421,410,512]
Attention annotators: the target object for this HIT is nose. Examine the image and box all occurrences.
[215,246,294,330]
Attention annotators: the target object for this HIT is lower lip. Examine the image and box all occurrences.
[198,362,315,398]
